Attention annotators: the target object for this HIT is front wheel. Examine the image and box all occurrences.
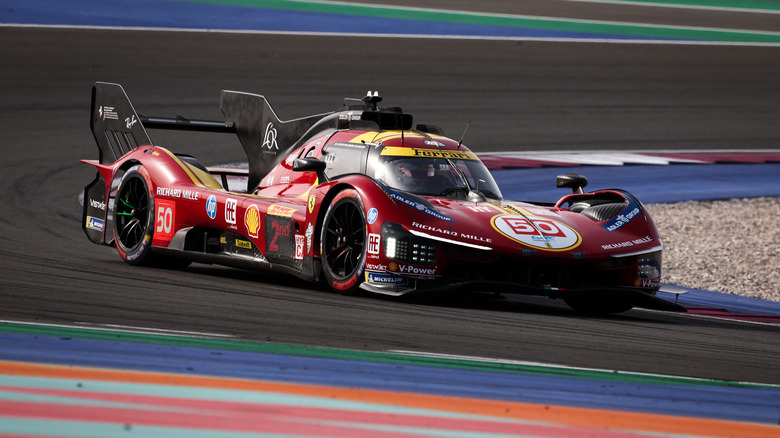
[320,189,367,294]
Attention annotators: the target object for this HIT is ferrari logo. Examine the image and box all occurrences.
[308,195,316,214]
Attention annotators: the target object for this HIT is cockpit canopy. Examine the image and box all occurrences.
[371,149,502,200]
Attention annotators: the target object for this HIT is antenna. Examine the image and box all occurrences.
[457,121,471,148]
[362,90,381,111]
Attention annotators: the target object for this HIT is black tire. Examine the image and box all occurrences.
[114,165,155,265]
[563,294,634,315]
[320,189,367,294]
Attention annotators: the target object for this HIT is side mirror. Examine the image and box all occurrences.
[292,158,328,182]
[556,173,588,194]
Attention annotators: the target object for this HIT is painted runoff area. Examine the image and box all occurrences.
[2,321,780,438]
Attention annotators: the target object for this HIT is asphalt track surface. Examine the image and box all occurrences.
[2,8,780,390]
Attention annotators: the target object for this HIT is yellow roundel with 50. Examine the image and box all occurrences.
[492,214,582,251]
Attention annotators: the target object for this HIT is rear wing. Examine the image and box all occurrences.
[88,82,332,191]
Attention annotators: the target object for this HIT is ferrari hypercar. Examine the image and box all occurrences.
[82,82,685,314]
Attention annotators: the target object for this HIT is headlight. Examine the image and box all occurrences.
[638,250,662,288]
[382,222,437,265]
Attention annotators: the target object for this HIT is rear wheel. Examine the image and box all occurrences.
[113,165,191,269]
[114,166,154,265]
[320,189,367,294]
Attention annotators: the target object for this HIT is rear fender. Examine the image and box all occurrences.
[81,159,140,245]
[81,160,116,245]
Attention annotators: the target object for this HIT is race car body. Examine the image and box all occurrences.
[82,82,685,314]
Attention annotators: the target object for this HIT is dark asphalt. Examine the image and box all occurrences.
[1,26,779,384]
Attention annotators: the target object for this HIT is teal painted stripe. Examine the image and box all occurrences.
[0,374,495,421]
[0,419,292,438]
[1,321,774,389]
[175,0,780,43]
[589,0,780,12]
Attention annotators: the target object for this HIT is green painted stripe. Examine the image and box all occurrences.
[594,0,780,12]
[2,321,775,389]
[174,0,780,43]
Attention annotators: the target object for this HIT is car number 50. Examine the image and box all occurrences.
[155,200,175,241]
[157,206,173,233]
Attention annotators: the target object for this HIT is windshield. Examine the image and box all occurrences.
[374,156,503,200]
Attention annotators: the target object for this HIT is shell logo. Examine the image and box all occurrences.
[245,204,260,238]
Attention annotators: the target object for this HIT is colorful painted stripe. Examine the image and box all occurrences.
[2,321,780,429]
[3,0,780,44]
[491,162,780,204]
[6,360,778,438]
[478,150,780,169]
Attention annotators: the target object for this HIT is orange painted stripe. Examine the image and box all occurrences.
[1,360,776,438]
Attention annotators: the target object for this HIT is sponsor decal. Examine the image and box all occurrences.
[388,263,438,275]
[366,271,408,286]
[89,198,106,211]
[156,187,199,201]
[367,208,378,225]
[366,262,387,271]
[98,106,118,121]
[305,223,314,253]
[125,114,138,129]
[86,216,104,231]
[295,235,304,260]
[235,239,252,249]
[603,196,643,232]
[492,215,581,251]
[206,195,217,219]
[267,204,296,217]
[245,204,260,238]
[601,235,653,250]
[640,279,660,288]
[522,206,560,217]
[367,233,381,255]
[308,195,316,214]
[155,199,176,242]
[466,205,493,213]
[262,122,278,151]
[380,146,478,160]
[383,185,453,222]
[225,198,237,225]
[338,112,363,122]
[412,222,491,244]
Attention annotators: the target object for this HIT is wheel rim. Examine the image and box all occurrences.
[115,175,149,251]
[323,200,365,279]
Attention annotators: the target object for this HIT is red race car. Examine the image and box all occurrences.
[82,83,685,314]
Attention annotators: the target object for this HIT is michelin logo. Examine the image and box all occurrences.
[366,272,408,285]
[86,216,104,231]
